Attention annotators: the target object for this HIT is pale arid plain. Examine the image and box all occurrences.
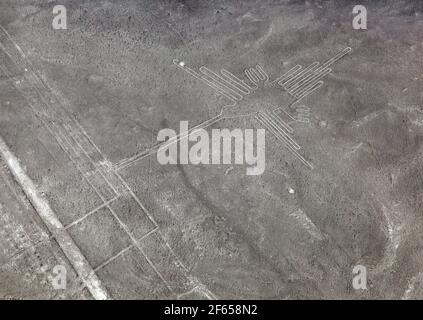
[1,0,423,299]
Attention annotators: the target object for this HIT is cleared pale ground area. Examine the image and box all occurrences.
[1,0,423,299]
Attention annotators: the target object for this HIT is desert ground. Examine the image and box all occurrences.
[1,0,423,299]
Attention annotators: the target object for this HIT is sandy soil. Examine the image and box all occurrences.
[1,0,423,299]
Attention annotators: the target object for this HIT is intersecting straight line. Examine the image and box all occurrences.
[0,62,205,299]
[92,224,160,273]
[1,23,218,299]
[1,33,120,199]
[0,64,122,299]
[0,61,119,201]
[93,244,135,272]
[0,135,109,300]
[63,196,120,230]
